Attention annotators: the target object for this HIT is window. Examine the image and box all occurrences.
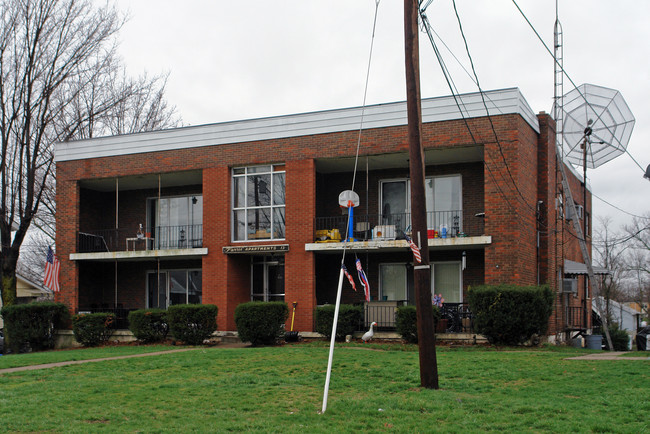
[380,175,462,234]
[148,195,202,249]
[431,262,462,303]
[233,165,286,241]
[425,175,462,233]
[147,269,202,309]
[379,263,408,301]
[251,256,285,301]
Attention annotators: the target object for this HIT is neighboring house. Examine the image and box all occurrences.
[0,273,52,329]
[54,88,595,341]
[594,297,644,333]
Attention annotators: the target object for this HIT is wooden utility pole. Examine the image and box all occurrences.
[404,0,438,389]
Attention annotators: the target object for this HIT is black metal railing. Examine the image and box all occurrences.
[361,301,474,333]
[82,307,136,330]
[567,306,587,330]
[77,225,203,253]
[439,303,474,333]
[315,210,484,242]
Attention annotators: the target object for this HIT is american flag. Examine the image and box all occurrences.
[342,264,356,291]
[404,234,422,263]
[355,259,370,302]
[44,246,60,292]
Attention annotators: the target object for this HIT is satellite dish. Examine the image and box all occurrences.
[555,83,635,169]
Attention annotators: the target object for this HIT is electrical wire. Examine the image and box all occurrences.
[451,0,538,216]
[420,4,542,226]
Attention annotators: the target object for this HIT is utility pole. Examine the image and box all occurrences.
[404,0,438,389]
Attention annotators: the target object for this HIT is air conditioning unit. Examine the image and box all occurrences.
[562,278,578,293]
[372,225,396,241]
[565,204,584,221]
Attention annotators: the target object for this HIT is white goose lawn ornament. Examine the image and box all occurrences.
[362,322,377,343]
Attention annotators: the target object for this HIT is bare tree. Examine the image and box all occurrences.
[1,0,180,307]
[625,213,650,319]
[593,216,630,321]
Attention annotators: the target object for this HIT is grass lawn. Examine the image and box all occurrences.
[0,343,648,432]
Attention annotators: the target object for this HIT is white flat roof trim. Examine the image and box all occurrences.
[56,88,538,162]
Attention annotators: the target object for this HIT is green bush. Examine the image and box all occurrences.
[0,302,69,353]
[167,304,218,345]
[72,312,115,347]
[128,309,169,343]
[467,284,554,346]
[234,301,289,346]
[314,304,363,340]
[396,305,441,344]
[604,323,630,351]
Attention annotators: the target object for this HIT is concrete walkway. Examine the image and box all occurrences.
[0,348,199,374]
[566,351,650,361]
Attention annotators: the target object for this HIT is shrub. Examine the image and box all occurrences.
[72,312,115,347]
[467,284,554,346]
[234,301,289,346]
[167,304,218,345]
[314,304,363,340]
[604,323,630,351]
[1,302,69,353]
[128,309,169,343]
[396,305,441,344]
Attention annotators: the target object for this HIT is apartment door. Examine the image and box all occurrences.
[251,256,285,302]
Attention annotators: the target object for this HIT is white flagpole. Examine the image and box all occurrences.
[322,266,345,413]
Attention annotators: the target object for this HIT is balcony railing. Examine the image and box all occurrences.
[566,306,587,330]
[315,210,484,242]
[361,302,474,333]
[77,225,203,253]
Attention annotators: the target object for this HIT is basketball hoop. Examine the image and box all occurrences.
[338,190,359,208]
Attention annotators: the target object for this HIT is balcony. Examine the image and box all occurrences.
[307,210,490,252]
[72,224,207,261]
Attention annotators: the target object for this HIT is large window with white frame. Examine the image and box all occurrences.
[431,261,462,303]
[233,165,286,241]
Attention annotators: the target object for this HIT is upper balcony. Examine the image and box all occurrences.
[71,224,206,262]
[305,209,491,253]
[71,171,207,262]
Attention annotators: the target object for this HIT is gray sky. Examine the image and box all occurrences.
[111,0,649,230]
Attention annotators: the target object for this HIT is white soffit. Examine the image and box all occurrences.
[56,88,539,162]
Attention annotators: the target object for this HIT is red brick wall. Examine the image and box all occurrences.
[284,159,316,331]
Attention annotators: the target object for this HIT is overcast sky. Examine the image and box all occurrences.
[110,0,648,230]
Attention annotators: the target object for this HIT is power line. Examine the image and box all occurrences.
[592,193,650,220]
[451,0,538,216]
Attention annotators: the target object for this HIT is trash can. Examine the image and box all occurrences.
[585,334,602,350]
[636,327,650,351]
[570,337,583,348]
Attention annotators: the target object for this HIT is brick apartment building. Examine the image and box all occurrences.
[54,88,597,341]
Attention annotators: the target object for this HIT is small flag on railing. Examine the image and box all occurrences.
[44,246,60,292]
[355,259,370,302]
[342,264,356,291]
[404,234,422,263]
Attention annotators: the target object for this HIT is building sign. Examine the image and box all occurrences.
[222,244,289,254]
